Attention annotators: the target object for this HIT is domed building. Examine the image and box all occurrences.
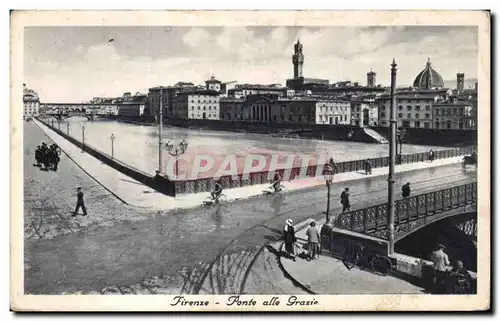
[412,58,445,90]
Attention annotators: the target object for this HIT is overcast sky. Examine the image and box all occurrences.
[24,26,478,102]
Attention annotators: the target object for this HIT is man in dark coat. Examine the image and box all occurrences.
[341,187,351,212]
[364,160,372,174]
[402,182,411,198]
[283,219,296,261]
[72,187,88,216]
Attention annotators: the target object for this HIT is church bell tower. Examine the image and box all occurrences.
[457,72,465,93]
[292,39,304,79]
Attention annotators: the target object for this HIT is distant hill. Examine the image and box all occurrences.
[443,78,477,90]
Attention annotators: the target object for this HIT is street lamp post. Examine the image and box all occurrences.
[165,139,188,178]
[110,134,115,158]
[66,123,70,135]
[324,162,334,223]
[158,88,163,173]
[81,125,86,146]
[387,58,398,256]
[320,158,335,251]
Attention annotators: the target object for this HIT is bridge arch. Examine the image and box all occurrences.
[394,207,477,242]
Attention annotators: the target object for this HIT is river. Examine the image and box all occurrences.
[54,117,447,179]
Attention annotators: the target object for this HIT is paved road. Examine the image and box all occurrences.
[23,121,477,294]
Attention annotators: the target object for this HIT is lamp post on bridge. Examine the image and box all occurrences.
[158,88,164,174]
[396,128,406,165]
[324,160,335,224]
[66,123,70,135]
[81,125,86,152]
[387,58,398,256]
[165,139,188,178]
[110,134,115,158]
[320,157,335,250]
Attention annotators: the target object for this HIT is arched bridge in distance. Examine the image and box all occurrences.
[41,110,98,121]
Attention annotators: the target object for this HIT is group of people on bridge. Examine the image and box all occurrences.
[34,142,61,171]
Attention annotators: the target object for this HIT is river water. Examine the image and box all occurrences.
[55,117,446,179]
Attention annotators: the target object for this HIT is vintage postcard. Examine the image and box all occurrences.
[10,10,490,311]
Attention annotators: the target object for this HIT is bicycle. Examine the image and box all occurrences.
[342,242,393,276]
[444,271,473,294]
[203,192,227,205]
[263,184,286,195]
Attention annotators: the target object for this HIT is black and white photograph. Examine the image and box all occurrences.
[10,10,490,312]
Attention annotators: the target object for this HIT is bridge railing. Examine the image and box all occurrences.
[176,146,476,194]
[333,181,478,236]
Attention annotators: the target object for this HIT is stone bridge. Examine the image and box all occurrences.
[41,111,97,121]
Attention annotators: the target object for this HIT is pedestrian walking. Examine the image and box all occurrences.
[341,188,351,212]
[428,149,435,162]
[364,160,372,175]
[72,187,88,216]
[402,182,411,198]
[34,145,41,166]
[430,244,450,294]
[306,221,320,261]
[283,219,297,261]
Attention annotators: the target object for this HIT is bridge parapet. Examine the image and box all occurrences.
[333,182,478,241]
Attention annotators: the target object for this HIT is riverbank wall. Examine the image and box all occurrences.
[131,116,477,147]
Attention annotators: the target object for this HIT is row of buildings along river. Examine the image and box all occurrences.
[26,39,477,131]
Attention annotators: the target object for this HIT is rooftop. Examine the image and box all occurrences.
[176,89,220,96]
[233,84,285,90]
[205,75,221,83]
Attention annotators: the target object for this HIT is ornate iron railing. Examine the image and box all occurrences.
[333,182,478,237]
[175,146,476,194]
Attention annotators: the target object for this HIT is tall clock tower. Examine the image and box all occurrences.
[292,39,304,79]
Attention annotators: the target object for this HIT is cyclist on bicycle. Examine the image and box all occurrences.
[272,173,282,193]
[211,178,223,201]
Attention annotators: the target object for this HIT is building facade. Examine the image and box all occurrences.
[176,90,220,120]
[227,94,351,125]
[228,84,287,99]
[147,82,199,118]
[433,101,476,129]
[351,99,378,127]
[219,97,245,121]
[316,99,351,125]
[376,89,450,129]
[23,84,40,118]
